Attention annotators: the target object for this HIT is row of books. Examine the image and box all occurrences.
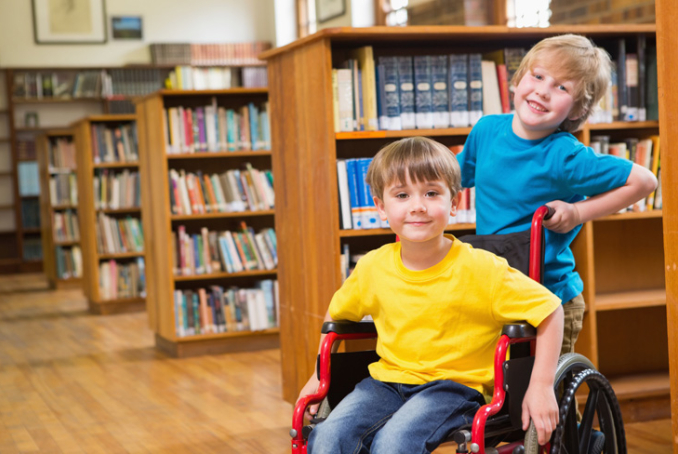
[332,41,658,133]
[53,210,80,242]
[94,169,141,210]
[48,138,77,170]
[49,173,78,206]
[99,258,146,301]
[55,245,83,280]
[95,213,144,255]
[164,100,271,153]
[590,134,662,211]
[168,165,274,215]
[336,158,388,230]
[150,42,271,66]
[18,162,40,196]
[21,199,41,229]
[23,238,43,261]
[166,66,268,90]
[173,280,278,338]
[13,69,166,100]
[91,123,139,164]
[17,140,37,161]
[172,224,277,276]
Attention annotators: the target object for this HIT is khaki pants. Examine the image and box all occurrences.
[560,293,585,355]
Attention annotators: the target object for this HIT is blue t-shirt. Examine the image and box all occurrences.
[458,114,633,303]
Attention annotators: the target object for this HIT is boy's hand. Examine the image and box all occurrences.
[522,383,559,445]
[543,201,581,233]
[297,374,321,420]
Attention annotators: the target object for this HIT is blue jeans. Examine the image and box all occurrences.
[308,377,485,454]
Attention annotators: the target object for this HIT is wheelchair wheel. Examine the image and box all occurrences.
[523,354,597,454]
[550,368,626,454]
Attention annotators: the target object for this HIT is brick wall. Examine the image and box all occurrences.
[549,0,655,24]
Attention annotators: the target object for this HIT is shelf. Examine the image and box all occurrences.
[88,296,146,315]
[0,138,11,143]
[87,114,136,122]
[174,268,277,282]
[93,161,140,169]
[0,257,20,265]
[166,150,272,159]
[98,207,142,214]
[159,88,268,96]
[608,371,670,400]
[586,121,659,130]
[597,210,662,221]
[12,97,103,104]
[339,223,475,237]
[15,127,52,133]
[98,251,145,260]
[49,168,77,175]
[0,204,14,210]
[20,194,40,199]
[22,228,41,234]
[171,209,274,221]
[336,127,472,140]
[596,289,666,311]
[175,327,280,342]
[54,240,80,246]
[52,204,78,210]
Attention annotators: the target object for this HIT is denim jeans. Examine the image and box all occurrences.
[308,377,485,454]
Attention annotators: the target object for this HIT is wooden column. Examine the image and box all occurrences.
[655,0,678,450]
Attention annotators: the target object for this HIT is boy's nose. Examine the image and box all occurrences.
[410,199,427,212]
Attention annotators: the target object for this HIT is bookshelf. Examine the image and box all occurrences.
[135,88,279,358]
[73,115,146,315]
[261,25,669,421]
[36,129,82,289]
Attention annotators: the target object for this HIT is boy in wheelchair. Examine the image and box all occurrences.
[297,137,564,453]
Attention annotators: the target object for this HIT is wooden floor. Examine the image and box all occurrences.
[0,274,673,453]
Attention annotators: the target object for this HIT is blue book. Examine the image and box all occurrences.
[449,54,470,127]
[375,65,385,130]
[345,159,363,229]
[248,102,260,150]
[257,279,277,327]
[414,55,434,129]
[192,292,201,334]
[378,56,401,130]
[430,55,450,128]
[192,234,204,274]
[218,236,234,273]
[357,158,380,229]
[468,53,483,125]
[397,56,416,129]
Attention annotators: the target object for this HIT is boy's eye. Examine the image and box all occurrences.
[533,73,543,80]
[426,191,439,197]
[395,193,408,199]
[558,85,568,92]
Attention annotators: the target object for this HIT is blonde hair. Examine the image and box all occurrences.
[365,137,461,200]
[511,34,611,132]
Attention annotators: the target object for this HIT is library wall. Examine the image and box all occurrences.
[550,0,655,24]
[0,0,276,67]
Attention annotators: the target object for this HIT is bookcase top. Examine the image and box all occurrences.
[71,114,137,127]
[259,24,657,60]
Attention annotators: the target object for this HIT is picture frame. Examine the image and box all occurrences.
[316,0,346,23]
[111,16,143,40]
[32,0,107,44]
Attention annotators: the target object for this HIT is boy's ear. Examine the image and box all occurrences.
[374,196,388,221]
[450,191,462,216]
[568,106,586,121]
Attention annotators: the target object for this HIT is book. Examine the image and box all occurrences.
[336,160,353,229]
[377,56,402,131]
[350,46,379,131]
[481,60,502,116]
[398,56,416,129]
[449,54,469,127]
[414,55,434,129]
[430,55,450,129]
[468,54,483,125]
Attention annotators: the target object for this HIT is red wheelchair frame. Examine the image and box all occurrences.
[291,206,553,454]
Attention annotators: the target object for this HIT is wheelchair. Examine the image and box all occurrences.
[291,206,626,454]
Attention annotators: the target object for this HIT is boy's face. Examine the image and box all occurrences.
[374,172,459,247]
[512,65,579,140]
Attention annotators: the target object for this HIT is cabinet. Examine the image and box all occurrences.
[261,25,669,421]
[73,115,146,315]
[36,129,82,288]
[135,89,279,357]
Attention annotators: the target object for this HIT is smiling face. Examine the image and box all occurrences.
[512,65,579,140]
[374,172,458,247]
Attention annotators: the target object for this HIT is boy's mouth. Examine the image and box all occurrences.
[527,100,548,112]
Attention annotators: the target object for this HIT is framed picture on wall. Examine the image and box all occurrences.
[111,16,143,40]
[32,0,107,44]
[316,0,346,23]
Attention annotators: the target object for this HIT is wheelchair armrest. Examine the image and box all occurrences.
[501,323,536,339]
[322,320,377,335]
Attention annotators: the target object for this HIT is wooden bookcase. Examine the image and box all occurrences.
[135,88,279,358]
[73,115,146,315]
[36,129,82,289]
[261,25,669,421]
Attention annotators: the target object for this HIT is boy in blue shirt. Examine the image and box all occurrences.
[299,137,564,452]
[457,34,657,363]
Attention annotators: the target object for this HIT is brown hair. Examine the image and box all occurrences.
[511,34,611,132]
[365,137,461,200]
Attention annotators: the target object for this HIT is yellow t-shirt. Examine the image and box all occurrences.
[329,234,560,396]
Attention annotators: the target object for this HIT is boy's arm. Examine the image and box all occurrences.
[521,305,564,445]
[544,163,658,233]
[296,309,336,419]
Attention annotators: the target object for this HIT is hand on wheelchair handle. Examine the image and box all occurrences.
[542,201,582,233]
[297,374,322,419]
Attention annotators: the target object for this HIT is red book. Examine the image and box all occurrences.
[496,64,511,114]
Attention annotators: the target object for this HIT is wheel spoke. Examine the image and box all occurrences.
[578,388,599,453]
[563,398,579,454]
